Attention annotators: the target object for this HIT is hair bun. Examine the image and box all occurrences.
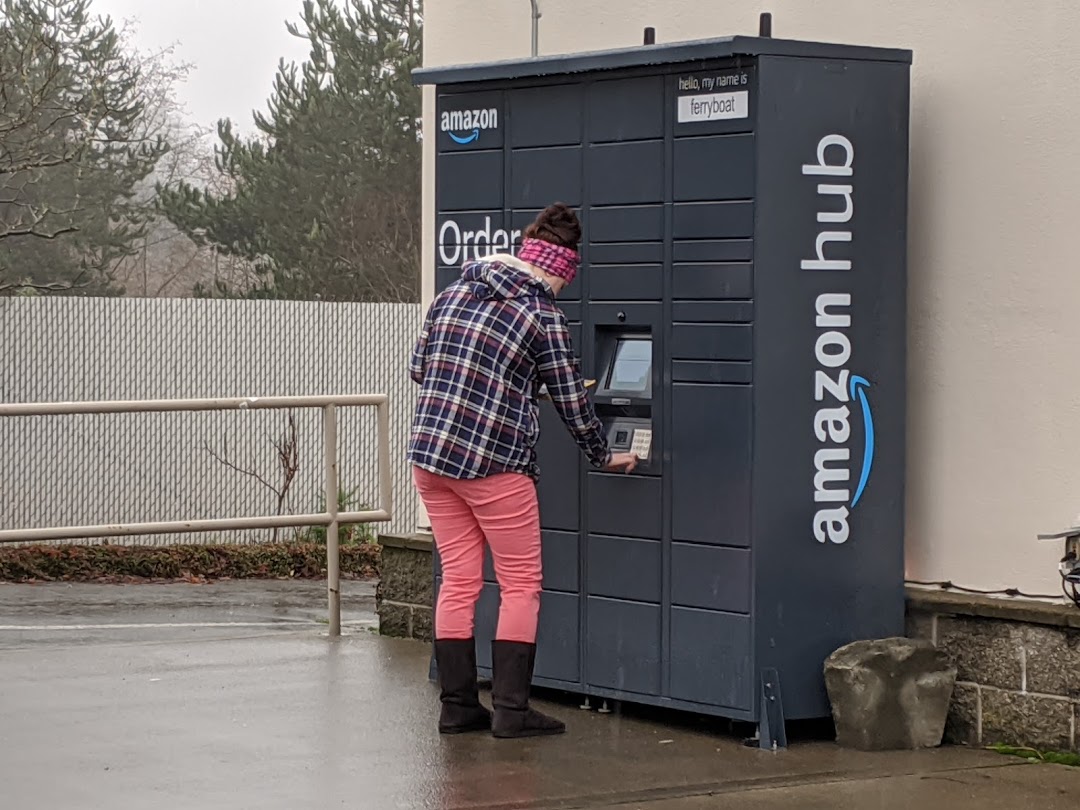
[524,202,582,250]
[537,202,574,225]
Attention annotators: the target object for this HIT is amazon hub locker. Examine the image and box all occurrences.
[414,33,911,746]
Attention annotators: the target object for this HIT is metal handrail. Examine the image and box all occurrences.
[0,394,393,636]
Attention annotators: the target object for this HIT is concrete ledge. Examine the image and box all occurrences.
[907,586,1080,631]
[377,532,435,553]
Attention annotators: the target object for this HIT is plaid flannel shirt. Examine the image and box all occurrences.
[408,255,610,481]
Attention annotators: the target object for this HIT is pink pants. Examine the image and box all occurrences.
[412,466,542,643]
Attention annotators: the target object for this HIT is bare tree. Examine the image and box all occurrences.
[104,26,267,299]
[204,413,301,543]
[1,0,170,293]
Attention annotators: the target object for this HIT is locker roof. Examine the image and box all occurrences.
[412,35,912,87]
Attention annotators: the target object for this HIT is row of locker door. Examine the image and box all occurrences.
[435,532,751,611]
[437,133,756,211]
[459,582,754,713]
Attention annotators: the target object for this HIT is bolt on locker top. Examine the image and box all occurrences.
[412,35,912,87]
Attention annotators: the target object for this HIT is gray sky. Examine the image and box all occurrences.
[92,0,312,132]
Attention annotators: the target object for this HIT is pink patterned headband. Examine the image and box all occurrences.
[517,238,580,286]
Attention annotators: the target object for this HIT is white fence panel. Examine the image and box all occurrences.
[0,298,421,544]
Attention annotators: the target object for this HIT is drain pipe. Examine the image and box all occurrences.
[529,0,541,56]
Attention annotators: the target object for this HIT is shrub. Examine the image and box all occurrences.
[0,542,380,583]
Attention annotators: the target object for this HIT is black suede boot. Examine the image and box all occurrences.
[434,638,492,734]
[490,640,565,739]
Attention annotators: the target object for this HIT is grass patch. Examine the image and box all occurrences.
[989,743,1080,767]
[0,542,380,583]
[294,489,378,546]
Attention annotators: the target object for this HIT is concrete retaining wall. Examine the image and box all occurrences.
[376,534,434,642]
[907,589,1080,752]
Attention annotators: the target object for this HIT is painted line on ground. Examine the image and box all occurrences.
[0,620,377,631]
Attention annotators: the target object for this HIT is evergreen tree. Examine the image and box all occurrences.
[0,0,170,294]
[160,0,423,302]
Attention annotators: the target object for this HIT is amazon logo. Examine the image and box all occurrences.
[803,133,875,546]
[440,107,499,145]
[848,374,874,508]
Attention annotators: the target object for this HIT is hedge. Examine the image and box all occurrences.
[0,542,381,583]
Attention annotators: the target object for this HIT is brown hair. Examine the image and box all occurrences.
[523,202,582,250]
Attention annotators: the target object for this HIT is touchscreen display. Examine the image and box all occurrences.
[608,339,652,392]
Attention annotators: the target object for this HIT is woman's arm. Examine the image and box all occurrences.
[409,313,432,385]
[531,310,611,469]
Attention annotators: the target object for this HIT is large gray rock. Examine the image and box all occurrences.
[825,637,957,751]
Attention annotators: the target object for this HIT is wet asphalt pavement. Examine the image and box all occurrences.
[2,580,1079,809]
